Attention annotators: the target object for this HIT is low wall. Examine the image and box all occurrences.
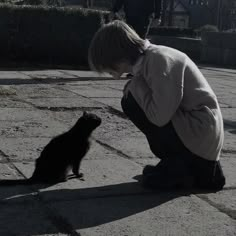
[201,32,236,67]
[149,35,202,61]
[150,33,236,68]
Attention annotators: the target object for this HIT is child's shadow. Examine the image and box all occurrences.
[0,176,209,235]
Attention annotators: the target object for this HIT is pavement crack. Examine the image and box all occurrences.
[222,149,236,155]
[35,106,102,112]
[0,150,29,179]
[106,106,128,119]
[11,97,36,107]
[39,200,81,236]
[0,159,35,164]
[0,150,9,158]
[196,194,236,220]
[95,139,134,160]
[12,96,103,113]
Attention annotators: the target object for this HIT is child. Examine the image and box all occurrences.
[88,20,225,191]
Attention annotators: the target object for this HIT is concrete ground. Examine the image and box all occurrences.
[0,66,235,236]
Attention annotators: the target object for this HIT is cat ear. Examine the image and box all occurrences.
[83,111,88,117]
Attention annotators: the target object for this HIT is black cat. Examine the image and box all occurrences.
[0,111,101,185]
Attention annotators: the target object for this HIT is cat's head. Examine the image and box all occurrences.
[80,111,102,129]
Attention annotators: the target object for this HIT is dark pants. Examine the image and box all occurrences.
[121,93,225,189]
[126,17,151,38]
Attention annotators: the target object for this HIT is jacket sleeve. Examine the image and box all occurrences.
[112,0,124,13]
[154,0,163,18]
[129,54,185,127]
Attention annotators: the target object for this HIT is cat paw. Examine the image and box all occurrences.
[76,173,84,178]
[77,173,85,181]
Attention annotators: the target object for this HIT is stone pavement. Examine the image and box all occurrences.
[0,66,235,236]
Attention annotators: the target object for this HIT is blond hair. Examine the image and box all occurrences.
[88,20,146,73]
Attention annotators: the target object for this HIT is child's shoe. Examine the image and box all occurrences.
[193,161,225,191]
[143,164,158,175]
[142,158,194,190]
[143,159,225,191]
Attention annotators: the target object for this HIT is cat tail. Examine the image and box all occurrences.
[0,178,35,186]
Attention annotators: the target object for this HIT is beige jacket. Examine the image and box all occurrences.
[127,41,224,161]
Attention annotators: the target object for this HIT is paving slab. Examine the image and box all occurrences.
[93,79,127,88]
[197,189,236,220]
[59,70,112,79]
[0,137,51,161]
[200,66,236,75]
[220,156,236,187]
[11,84,104,109]
[24,96,103,110]
[0,107,58,122]
[66,84,123,98]
[218,97,236,109]
[0,71,31,79]
[93,111,155,159]
[21,70,78,79]
[222,131,236,154]
[0,96,32,108]
[206,77,236,108]
[208,77,236,87]
[198,68,235,110]
[98,135,154,159]
[0,163,38,203]
[50,194,236,236]
[201,67,236,77]
[12,84,79,98]
[0,85,17,95]
[92,97,122,111]
[0,163,20,179]
[222,108,236,125]
[0,114,67,138]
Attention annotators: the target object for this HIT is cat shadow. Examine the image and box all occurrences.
[0,177,216,235]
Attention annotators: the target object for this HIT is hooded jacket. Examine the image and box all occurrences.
[127,41,224,161]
